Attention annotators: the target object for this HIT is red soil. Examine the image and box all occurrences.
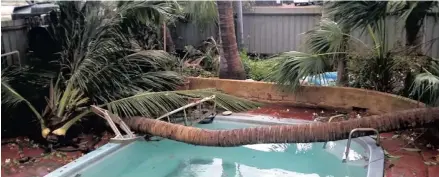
[246,104,371,121]
[1,133,112,177]
[381,132,439,177]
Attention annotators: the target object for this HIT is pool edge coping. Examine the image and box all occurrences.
[44,137,143,177]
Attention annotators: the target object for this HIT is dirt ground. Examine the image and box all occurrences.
[246,104,372,121]
[1,133,112,177]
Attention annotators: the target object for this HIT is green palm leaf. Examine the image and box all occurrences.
[118,1,182,26]
[267,52,332,92]
[105,89,261,118]
[411,59,439,106]
[134,71,183,91]
[305,19,346,54]
[2,80,27,108]
[180,0,218,29]
[325,1,390,31]
[1,74,45,127]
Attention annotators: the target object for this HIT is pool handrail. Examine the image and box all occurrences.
[322,114,347,149]
[343,128,380,163]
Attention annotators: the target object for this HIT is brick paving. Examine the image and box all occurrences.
[381,133,438,177]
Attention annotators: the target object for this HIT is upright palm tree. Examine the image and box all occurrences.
[271,1,438,92]
[181,1,246,80]
[216,1,246,80]
[325,1,438,54]
[325,1,438,95]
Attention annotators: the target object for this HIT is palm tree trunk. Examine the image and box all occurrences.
[336,27,350,86]
[401,2,433,96]
[217,1,246,80]
[218,24,228,77]
[336,57,348,86]
[125,107,439,147]
[405,1,433,52]
[165,26,175,54]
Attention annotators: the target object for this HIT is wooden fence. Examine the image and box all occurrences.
[1,19,28,67]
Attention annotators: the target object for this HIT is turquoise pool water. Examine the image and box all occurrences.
[74,120,368,177]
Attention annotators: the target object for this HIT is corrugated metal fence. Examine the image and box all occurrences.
[242,10,321,54]
[2,8,438,63]
[173,8,439,58]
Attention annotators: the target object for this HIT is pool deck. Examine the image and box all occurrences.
[380,132,439,177]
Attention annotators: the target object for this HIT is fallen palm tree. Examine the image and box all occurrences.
[96,106,439,147]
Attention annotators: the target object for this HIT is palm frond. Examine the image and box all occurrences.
[2,79,27,108]
[105,89,261,118]
[304,18,348,55]
[134,71,183,92]
[325,1,390,31]
[267,52,332,92]
[400,1,438,45]
[411,59,439,106]
[1,72,44,126]
[118,0,182,25]
[325,1,437,47]
[73,49,183,102]
[181,0,218,29]
[116,1,182,50]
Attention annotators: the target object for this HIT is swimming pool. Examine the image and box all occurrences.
[45,116,384,177]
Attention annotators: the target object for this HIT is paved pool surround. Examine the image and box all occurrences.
[186,77,424,114]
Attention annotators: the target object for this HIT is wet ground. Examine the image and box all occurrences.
[381,131,439,177]
[1,133,112,177]
[2,105,438,177]
[245,104,372,121]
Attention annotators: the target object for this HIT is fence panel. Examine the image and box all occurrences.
[172,21,218,50]
[424,15,439,58]
[1,19,28,67]
[174,8,437,58]
[242,11,321,54]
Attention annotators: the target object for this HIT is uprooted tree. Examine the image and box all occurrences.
[110,107,439,146]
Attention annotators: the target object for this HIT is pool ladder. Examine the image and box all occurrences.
[322,115,348,149]
[320,115,380,163]
[342,128,380,163]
